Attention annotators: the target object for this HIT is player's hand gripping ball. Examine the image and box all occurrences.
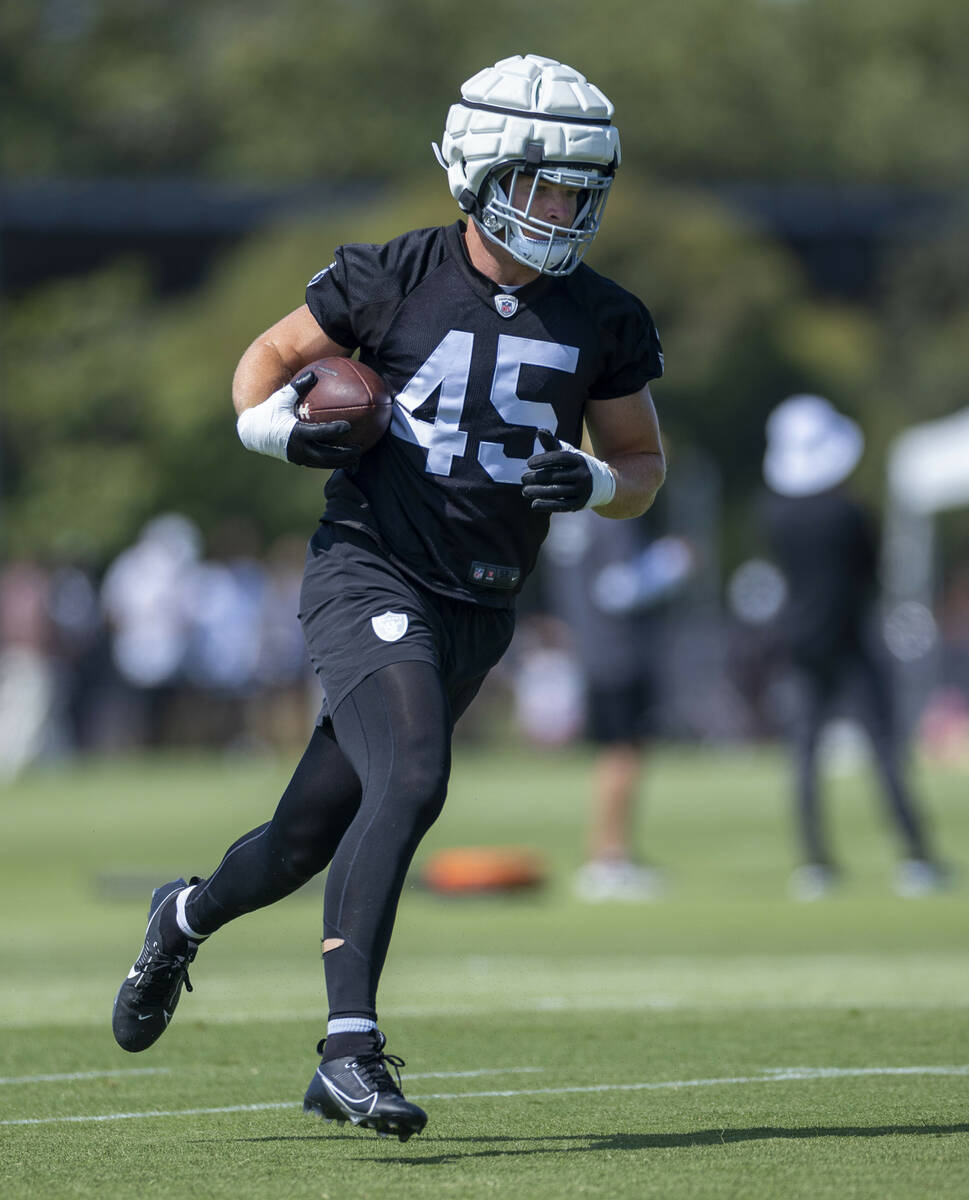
[285,358,393,469]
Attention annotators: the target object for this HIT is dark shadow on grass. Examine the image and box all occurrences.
[600,1123,969,1151]
[215,1122,969,1160]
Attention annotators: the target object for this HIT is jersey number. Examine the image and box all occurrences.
[391,331,579,483]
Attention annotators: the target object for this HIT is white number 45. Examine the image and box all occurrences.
[391,331,579,483]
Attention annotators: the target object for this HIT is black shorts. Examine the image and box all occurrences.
[586,677,657,746]
[299,523,516,724]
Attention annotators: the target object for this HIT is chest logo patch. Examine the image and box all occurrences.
[494,294,519,318]
[371,611,409,642]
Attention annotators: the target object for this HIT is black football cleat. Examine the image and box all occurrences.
[112,878,199,1052]
[303,1031,428,1142]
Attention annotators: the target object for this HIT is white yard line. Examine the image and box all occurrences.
[3,1065,967,1127]
[2,1102,297,1126]
[405,1066,545,1081]
[412,1065,969,1101]
[0,1067,171,1086]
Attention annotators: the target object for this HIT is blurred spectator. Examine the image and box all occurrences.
[509,612,587,748]
[254,535,313,691]
[46,559,113,752]
[0,562,60,777]
[183,557,265,691]
[248,534,318,748]
[541,508,693,901]
[0,516,318,766]
[98,514,315,751]
[724,556,790,738]
[100,513,203,745]
[761,394,948,900]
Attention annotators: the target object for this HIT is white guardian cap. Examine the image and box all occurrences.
[432,54,621,276]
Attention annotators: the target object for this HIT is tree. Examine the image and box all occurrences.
[3,0,969,185]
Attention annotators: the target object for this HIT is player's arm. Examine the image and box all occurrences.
[522,384,666,518]
[584,385,666,518]
[232,304,350,414]
[233,304,360,469]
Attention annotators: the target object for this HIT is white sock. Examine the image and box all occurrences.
[174,885,207,942]
[327,1017,377,1036]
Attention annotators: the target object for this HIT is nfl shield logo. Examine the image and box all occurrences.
[494,294,519,319]
[371,611,409,642]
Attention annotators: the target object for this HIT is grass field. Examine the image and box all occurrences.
[1,743,967,1199]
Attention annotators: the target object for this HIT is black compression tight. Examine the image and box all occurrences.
[184,723,362,931]
[323,662,451,1019]
[184,660,451,1021]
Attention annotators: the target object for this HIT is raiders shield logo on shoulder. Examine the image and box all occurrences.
[370,611,409,642]
[494,293,519,318]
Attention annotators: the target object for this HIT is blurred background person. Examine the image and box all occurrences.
[0,561,60,777]
[97,514,316,753]
[761,394,947,900]
[45,557,112,755]
[541,505,693,901]
[99,513,203,747]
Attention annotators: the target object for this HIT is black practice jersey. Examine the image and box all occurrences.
[305,221,663,608]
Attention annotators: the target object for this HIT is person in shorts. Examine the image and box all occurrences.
[111,53,667,1140]
[542,508,692,900]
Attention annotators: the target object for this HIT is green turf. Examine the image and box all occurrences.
[1,744,967,1198]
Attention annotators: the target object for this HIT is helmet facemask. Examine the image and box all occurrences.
[477,160,613,276]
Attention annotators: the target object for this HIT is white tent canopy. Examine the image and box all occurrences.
[883,406,969,682]
[887,405,969,516]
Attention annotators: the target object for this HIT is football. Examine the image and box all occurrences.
[420,846,547,895]
[296,357,393,452]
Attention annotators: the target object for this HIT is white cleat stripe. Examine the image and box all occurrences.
[320,1076,378,1114]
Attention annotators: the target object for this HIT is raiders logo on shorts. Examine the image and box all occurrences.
[371,611,409,642]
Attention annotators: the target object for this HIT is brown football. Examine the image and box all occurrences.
[296,357,393,452]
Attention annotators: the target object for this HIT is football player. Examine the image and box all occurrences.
[112,53,667,1142]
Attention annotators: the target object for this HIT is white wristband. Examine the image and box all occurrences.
[236,382,299,461]
[557,438,617,509]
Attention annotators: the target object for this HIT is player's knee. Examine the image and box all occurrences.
[392,751,450,831]
[267,827,331,887]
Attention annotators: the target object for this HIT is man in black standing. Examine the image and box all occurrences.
[762,394,944,900]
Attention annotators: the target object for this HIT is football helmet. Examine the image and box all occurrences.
[432,54,621,276]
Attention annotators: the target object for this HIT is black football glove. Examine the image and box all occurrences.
[521,429,596,512]
[284,371,363,471]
